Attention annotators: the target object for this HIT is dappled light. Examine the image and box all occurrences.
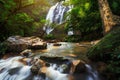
[0,0,120,80]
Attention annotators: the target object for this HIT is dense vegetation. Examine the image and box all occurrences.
[108,0,120,15]
[0,0,50,42]
[0,0,120,42]
[0,0,34,41]
[87,27,120,80]
[65,0,103,41]
[0,0,120,79]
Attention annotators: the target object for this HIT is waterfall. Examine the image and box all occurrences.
[43,1,70,34]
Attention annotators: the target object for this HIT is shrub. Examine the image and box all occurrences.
[44,34,55,40]
[0,42,8,55]
[64,35,81,42]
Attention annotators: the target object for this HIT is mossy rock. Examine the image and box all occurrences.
[87,27,120,62]
[87,27,120,79]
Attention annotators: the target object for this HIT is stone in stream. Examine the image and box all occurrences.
[30,42,47,50]
[53,43,61,46]
[73,62,86,73]
[20,49,32,57]
[31,54,87,75]
[5,36,47,53]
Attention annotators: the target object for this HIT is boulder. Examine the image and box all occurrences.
[73,62,86,73]
[30,42,47,50]
[30,54,87,74]
[70,60,86,74]
[39,54,70,64]
[31,65,39,74]
[20,49,32,57]
[5,36,47,53]
[53,43,61,46]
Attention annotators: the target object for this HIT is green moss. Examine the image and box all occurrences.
[87,27,120,61]
[64,35,81,42]
[87,27,120,79]
[44,34,55,40]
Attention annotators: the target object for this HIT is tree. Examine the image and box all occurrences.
[0,0,34,42]
[98,0,120,34]
[66,0,102,40]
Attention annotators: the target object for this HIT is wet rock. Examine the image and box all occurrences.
[18,58,32,65]
[31,57,48,75]
[47,40,57,43]
[5,36,47,53]
[53,43,61,46]
[31,65,39,74]
[47,39,61,43]
[8,67,22,75]
[30,54,87,75]
[40,54,70,65]
[30,42,47,50]
[74,62,86,73]
[20,49,32,57]
[71,60,86,74]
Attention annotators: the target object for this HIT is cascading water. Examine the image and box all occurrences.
[0,56,32,80]
[43,1,70,34]
[0,46,101,80]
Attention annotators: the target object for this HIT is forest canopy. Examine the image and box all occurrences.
[0,0,120,42]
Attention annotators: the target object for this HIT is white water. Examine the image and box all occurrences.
[85,64,100,80]
[0,56,32,80]
[0,43,100,80]
[0,56,100,80]
[43,1,70,34]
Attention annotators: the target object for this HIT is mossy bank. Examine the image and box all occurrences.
[87,27,120,80]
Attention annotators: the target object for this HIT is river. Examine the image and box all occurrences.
[0,42,102,80]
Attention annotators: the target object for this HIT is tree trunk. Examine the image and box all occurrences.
[98,0,120,35]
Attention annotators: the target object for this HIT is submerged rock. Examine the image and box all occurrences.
[20,49,32,57]
[53,43,61,46]
[31,54,87,75]
[5,36,47,53]
[31,65,39,74]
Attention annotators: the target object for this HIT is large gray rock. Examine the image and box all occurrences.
[6,36,47,52]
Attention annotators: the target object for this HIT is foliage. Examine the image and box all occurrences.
[0,42,8,55]
[108,0,120,16]
[44,34,55,40]
[64,35,81,42]
[65,0,102,39]
[0,0,35,42]
[87,27,120,79]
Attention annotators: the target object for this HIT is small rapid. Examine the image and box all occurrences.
[0,56,32,80]
[0,43,101,80]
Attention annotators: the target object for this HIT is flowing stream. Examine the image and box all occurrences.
[0,1,101,80]
[0,42,101,80]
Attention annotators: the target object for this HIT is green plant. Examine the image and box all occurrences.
[44,34,55,40]
[0,0,35,42]
[0,42,8,55]
[64,35,81,42]
[66,0,102,39]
